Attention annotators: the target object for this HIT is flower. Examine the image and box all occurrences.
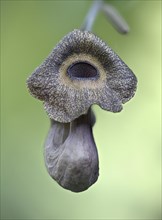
[27,29,137,192]
[27,29,137,123]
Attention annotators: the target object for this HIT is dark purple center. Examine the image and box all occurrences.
[67,62,98,79]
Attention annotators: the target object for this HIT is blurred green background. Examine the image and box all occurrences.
[1,0,161,219]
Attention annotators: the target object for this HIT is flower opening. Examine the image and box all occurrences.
[27,29,137,123]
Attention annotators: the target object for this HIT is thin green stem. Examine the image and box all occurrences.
[81,0,103,31]
[81,0,129,34]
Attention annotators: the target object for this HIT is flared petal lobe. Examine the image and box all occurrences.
[27,29,137,122]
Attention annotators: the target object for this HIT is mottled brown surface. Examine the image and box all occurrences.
[27,29,137,122]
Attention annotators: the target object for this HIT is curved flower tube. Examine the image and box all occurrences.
[45,109,98,192]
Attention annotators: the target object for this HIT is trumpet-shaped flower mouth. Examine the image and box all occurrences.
[27,29,137,123]
[67,61,99,80]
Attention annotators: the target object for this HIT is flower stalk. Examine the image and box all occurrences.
[81,0,103,31]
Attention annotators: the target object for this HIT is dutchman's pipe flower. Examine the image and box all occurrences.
[27,1,137,192]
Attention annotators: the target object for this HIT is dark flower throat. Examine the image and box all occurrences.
[67,62,99,80]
